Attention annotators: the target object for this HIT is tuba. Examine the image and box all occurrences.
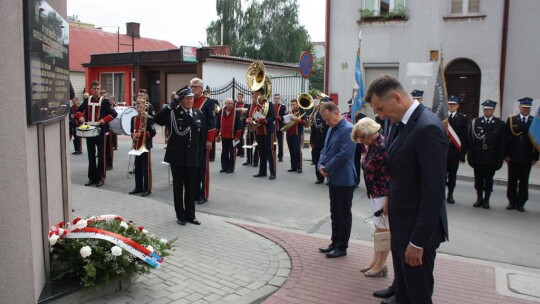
[246,61,272,146]
[281,93,313,132]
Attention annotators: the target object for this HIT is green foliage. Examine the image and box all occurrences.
[206,0,313,62]
[50,218,176,288]
[309,56,325,94]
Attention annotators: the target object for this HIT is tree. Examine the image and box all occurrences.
[309,56,325,96]
[206,0,313,63]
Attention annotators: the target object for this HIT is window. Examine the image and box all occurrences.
[451,0,480,15]
[100,73,125,103]
[363,0,406,16]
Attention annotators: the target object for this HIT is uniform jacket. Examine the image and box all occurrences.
[317,118,356,187]
[286,109,306,136]
[193,95,217,142]
[468,116,506,168]
[130,114,157,149]
[387,103,449,248]
[309,111,329,148]
[505,114,539,164]
[154,106,203,167]
[274,103,287,129]
[76,96,117,134]
[248,101,276,135]
[447,112,469,160]
[216,108,243,140]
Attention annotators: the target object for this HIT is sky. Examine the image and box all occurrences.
[67,0,326,47]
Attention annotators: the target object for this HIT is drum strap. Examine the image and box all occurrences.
[88,96,104,123]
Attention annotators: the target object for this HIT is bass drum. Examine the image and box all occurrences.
[109,106,137,135]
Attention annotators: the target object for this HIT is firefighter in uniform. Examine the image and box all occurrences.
[445,95,469,204]
[273,94,287,162]
[310,97,331,184]
[216,98,243,173]
[468,100,506,209]
[504,97,539,212]
[129,99,156,197]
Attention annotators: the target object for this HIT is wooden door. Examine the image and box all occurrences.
[445,59,481,120]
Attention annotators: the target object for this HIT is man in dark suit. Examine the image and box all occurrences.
[76,81,117,187]
[365,75,449,304]
[445,95,469,204]
[154,86,203,226]
[468,100,506,209]
[505,97,539,212]
[317,102,356,258]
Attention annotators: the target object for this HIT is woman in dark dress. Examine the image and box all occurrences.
[352,117,390,278]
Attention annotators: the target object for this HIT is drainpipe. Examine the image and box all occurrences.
[324,0,331,93]
[500,0,510,113]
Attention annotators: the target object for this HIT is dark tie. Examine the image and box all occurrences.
[392,122,404,143]
[523,117,527,124]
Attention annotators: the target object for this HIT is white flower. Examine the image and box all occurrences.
[111,246,122,256]
[80,246,92,258]
[146,245,154,252]
[49,234,60,246]
[160,238,168,245]
[73,219,88,230]
[142,229,149,234]
[119,221,129,229]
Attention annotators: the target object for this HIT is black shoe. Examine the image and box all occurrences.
[242,162,250,166]
[84,180,97,186]
[220,169,227,173]
[188,218,201,225]
[113,147,117,150]
[177,219,186,226]
[253,173,267,177]
[226,169,233,173]
[506,204,516,210]
[373,286,395,298]
[297,168,302,173]
[381,295,396,304]
[129,189,143,195]
[517,206,525,212]
[447,193,455,204]
[287,168,296,172]
[238,154,245,158]
[315,180,324,184]
[483,199,490,209]
[325,248,347,258]
[252,163,259,167]
[72,151,82,155]
[95,181,104,187]
[197,198,207,205]
[106,166,113,171]
[269,174,276,180]
[141,191,151,197]
[318,245,335,253]
[473,200,483,208]
[278,159,283,162]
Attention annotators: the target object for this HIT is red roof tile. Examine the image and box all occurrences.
[69,26,177,72]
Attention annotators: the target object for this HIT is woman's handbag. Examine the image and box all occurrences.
[374,231,391,252]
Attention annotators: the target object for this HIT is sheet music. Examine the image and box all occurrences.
[284,114,294,123]
[252,111,265,120]
[233,139,240,147]
[242,144,253,149]
[128,149,145,156]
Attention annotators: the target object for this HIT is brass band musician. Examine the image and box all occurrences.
[129,99,156,197]
[285,99,307,173]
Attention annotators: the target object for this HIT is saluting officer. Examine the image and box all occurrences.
[468,100,506,209]
[505,97,539,212]
[445,95,469,204]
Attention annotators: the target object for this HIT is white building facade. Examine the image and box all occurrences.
[326,0,540,119]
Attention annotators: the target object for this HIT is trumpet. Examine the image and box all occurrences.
[281,93,313,132]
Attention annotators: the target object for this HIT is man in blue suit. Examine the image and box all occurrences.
[317,102,357,258]
[365,75,449,304]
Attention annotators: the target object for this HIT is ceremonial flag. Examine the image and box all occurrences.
[352,48,364,117]
[529,106,540,151]
[432,57,448,121]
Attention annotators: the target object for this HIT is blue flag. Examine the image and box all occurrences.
[352,49,364,118]
[529,106,540,151]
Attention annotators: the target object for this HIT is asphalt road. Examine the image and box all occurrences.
[70,132,540,269]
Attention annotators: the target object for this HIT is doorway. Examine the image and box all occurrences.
[445,58,481,120]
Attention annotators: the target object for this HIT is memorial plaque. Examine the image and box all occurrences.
[24,0,70,124]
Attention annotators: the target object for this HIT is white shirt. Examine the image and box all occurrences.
[401,100,420,125]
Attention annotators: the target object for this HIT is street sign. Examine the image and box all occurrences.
[299,51,313,79]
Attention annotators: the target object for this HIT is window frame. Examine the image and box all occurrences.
[363,0,406,16]
[450,0,481,16]
[100,72,125,104]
